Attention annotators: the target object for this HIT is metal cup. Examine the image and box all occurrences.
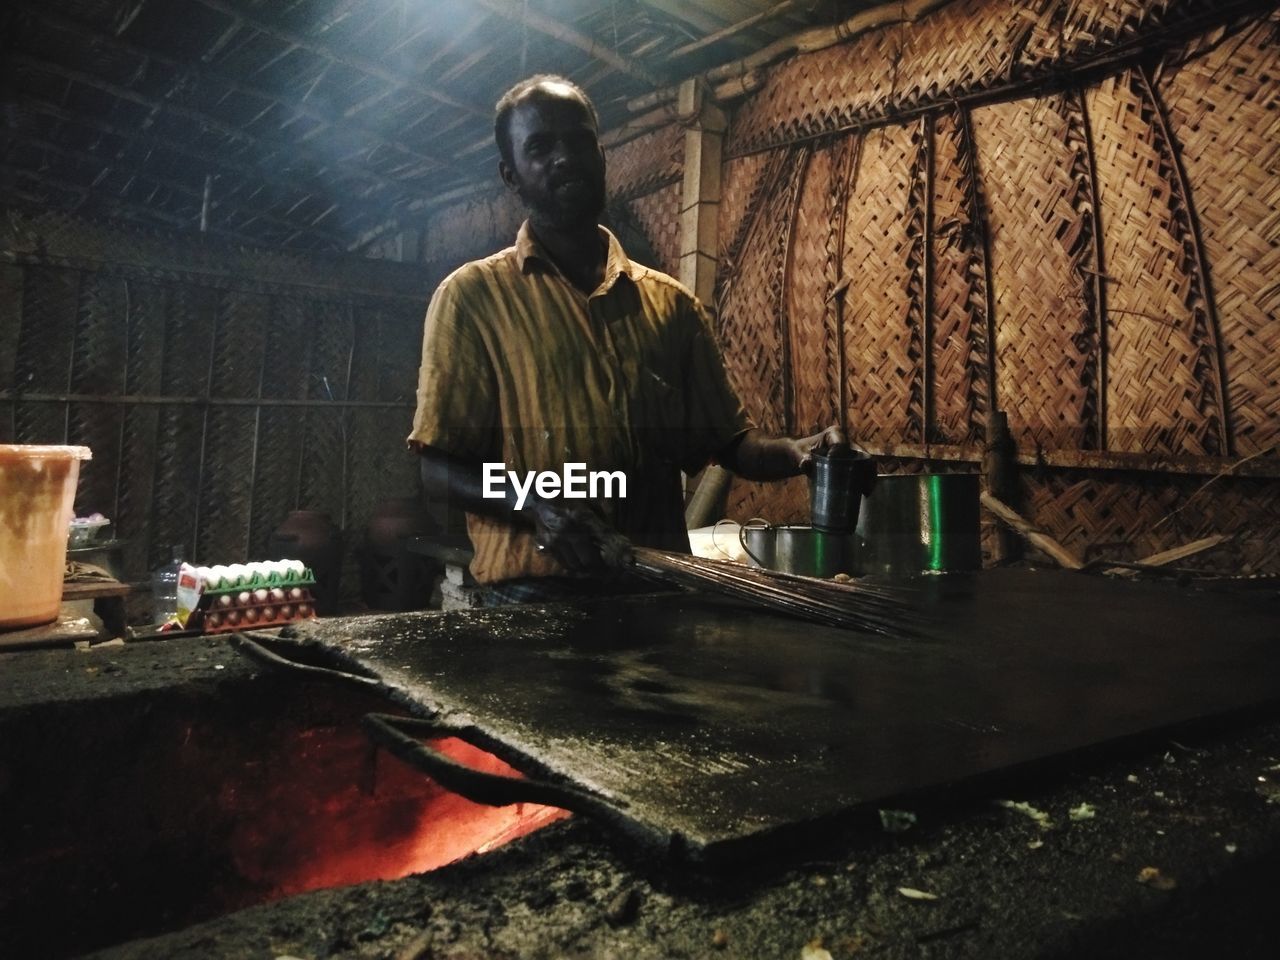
[809,447,876,534]
[739,518,775,569]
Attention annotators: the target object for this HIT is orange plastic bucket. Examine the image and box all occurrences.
[0,445,93,630]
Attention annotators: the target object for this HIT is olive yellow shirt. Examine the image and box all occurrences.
[409,222,750,584]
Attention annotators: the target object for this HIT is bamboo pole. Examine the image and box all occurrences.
[667,1,806,62]
[980,493,1085,570]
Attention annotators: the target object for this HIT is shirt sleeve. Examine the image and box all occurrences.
[407,273,500,461]
[678,297,753,475]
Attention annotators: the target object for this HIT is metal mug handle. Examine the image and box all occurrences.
[709,518,741,562]
[738,517,772,568]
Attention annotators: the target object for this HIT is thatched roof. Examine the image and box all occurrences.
[1,0,887,254]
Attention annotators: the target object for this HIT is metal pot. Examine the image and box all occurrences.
[854,473,981,577]
[740,523,855,578]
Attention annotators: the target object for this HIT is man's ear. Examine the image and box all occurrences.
[499,160,519,194]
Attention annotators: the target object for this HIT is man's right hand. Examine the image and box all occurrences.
[531,500,633,573]
[419,446,632,573]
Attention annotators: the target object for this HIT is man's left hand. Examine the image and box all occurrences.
[794,425,849,474]
[717,424,850,481]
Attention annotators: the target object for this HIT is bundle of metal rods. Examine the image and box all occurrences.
[629,546,924,638]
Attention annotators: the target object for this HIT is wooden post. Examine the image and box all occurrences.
[983,408,1019,563]
[677,77,725,306]
[678,78,733,526]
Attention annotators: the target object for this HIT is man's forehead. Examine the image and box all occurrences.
[512,86,595,126]
[533,79,581,102]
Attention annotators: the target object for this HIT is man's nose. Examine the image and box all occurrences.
[549,141,573,166]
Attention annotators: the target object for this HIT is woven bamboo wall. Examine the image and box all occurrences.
[716,0,1280,571]
[0,209,427,587]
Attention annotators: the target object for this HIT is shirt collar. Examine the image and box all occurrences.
[515,220,639,292]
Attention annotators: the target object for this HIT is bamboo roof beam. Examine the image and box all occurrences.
[667,0,805,61]
[629,0,953,112]
[199,18,244,63]
[191,0,490,119]
[0,164,280,248]
[3,131,348,246]
[18,4,450,172]
[22,97,383,215]
[113,0,150,36]
[636,1,728,36]
[467,0,664,88]
[9,52,421,202]
[332,8,490,132]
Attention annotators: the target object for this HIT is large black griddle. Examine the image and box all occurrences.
[249,569,1280,865]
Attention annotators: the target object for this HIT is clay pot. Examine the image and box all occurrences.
[366,497,434,552]
[269,510,342,614]
[361,497,437,611]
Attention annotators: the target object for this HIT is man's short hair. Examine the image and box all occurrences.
[494,75,599,166]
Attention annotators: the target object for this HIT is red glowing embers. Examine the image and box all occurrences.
[225,729,569,899]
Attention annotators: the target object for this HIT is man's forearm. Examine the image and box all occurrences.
[717,428,806,481]
[418,445,534,527]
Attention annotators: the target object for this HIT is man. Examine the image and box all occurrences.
[409,75,843,604]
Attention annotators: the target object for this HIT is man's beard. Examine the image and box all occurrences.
[520,177,605,231]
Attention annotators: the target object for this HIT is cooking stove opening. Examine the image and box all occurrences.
[1,674,569,960]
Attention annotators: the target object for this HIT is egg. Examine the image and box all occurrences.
[237,591,251,606]
[204,612,222,630]
[223,609,241,626]
[278,603,294,619]
[196,566,212,587]
[288,586,304,601]
[206,565,227,589]
[217,594,233,609]
[269,587,285,602]
[287,559,305,578]
[242,607,259,623]
[297,602,313,618]
[252,588,269,603]
[260,605,276,621]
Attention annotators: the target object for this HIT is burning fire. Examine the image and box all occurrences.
[227,731,569,899]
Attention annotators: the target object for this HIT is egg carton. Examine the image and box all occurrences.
[200,575,316,598]
[198,567,316,596]
[195,586,317,634]
[194,555,314,593]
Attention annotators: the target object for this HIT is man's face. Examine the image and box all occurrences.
[499,90,606,231]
